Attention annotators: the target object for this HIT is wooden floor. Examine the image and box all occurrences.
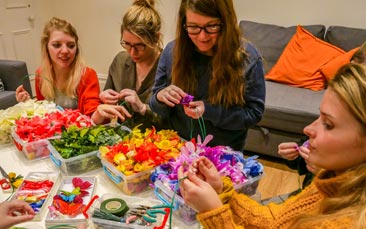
[253,155,304,200]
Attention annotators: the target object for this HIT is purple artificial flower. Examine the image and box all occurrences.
[180,94,194,105]
[151,135,264,196]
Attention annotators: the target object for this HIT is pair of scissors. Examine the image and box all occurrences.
[0,166,9,179]
[0,166,11,192]
[128,204,170,226]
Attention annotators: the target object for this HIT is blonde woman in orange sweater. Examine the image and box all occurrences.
[179,62,366,228]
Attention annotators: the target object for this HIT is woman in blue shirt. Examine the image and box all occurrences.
[150,0,265,151]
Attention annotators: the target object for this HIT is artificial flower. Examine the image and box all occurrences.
[100,125,183,175]
[151,135,264,195]
[15,109,93,142]
[180,94,194,105]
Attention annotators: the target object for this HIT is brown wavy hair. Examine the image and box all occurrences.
[172,0,247,108]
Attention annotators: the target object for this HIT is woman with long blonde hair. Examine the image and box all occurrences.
[16,17,124,124]
[179,62,366,228]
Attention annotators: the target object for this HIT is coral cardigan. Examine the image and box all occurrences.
[35,67,100,117]
[198,171,356,228]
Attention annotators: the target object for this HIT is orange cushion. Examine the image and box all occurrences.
[266,26,345,91]
[320,47,359,81]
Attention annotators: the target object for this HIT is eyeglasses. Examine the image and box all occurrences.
[184,23,222,35]
[120,41,146,51]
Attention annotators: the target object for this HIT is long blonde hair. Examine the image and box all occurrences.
[172,0,247,108]
[40,17,85,99]
[292,63,366,228]
[121,0,162,52]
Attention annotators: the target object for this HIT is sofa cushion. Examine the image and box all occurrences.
[0,78,4,91]
[266,26,344,91]
[258,81,324,134]
[320,47,359,81]
[325,26,366,51]
[0,91,17,110]
[239,20,326,74]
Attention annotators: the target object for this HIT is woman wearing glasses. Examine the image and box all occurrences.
[99,0,162,129]
[150,0,265,150]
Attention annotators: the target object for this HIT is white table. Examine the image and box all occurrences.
[0,143,200,229]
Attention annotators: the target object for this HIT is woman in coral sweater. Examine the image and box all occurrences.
[179,62,366,228]
[15,17,126,124]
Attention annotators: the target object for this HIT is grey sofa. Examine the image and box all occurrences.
[239,20,366,158]
[0,60,32,110]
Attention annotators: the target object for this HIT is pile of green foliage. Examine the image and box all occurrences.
[50,125,130,159]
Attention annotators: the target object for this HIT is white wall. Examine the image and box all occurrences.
[35,0,366,77]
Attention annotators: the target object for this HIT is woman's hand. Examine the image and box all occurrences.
[191,157,223,194]
[99,89,120,104]
[278,142,299,160]
[183,101,205,119]
[92,104,132,125]
[119,89,146,115]
[15,85,30,102]
[0,199,35,229]
[178,166,222,213]
[157,85,185,107]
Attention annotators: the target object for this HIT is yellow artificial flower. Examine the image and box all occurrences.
[155,139,172,150]
[113,153,126,165]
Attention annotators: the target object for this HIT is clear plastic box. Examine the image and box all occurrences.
[154,180,197,225]
[11,171,61,221]
[234,174,262,196]
[98,152,153,195]
[45,176,97,228]
[48,144,102,175]
[11,128,58,161]
[154,174,263,225]
[87,193,165,229]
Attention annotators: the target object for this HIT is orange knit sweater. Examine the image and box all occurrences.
[198,171,355,228]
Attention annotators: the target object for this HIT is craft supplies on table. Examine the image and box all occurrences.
[99,152,154,195]
[44,176,97,228]
[86,193,167,229]
[11,171,61,221]
[0,143,196,229]
[49,146,102,176]
[12,128,58,161]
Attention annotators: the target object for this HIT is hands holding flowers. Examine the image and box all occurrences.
[178,156,223,213]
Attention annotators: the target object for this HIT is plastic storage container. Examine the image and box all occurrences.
[11,171,60,221]
[234,174,262,196]
[45,176,97,228]
[87,193,165,229]
[99,152,153,195]
[154,180,197,225]
[48,144,102,175]
[154,174,262,225]
[11,128,58,161]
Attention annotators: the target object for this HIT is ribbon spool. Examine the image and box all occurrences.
[100,198,129,216]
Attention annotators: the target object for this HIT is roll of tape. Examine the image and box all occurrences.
[100,198,129,216]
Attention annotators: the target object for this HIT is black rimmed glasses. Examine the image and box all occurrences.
[184,23,223,35]
[120,41,146,51]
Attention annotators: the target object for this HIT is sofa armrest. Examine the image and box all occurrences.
[0,60,32,96]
